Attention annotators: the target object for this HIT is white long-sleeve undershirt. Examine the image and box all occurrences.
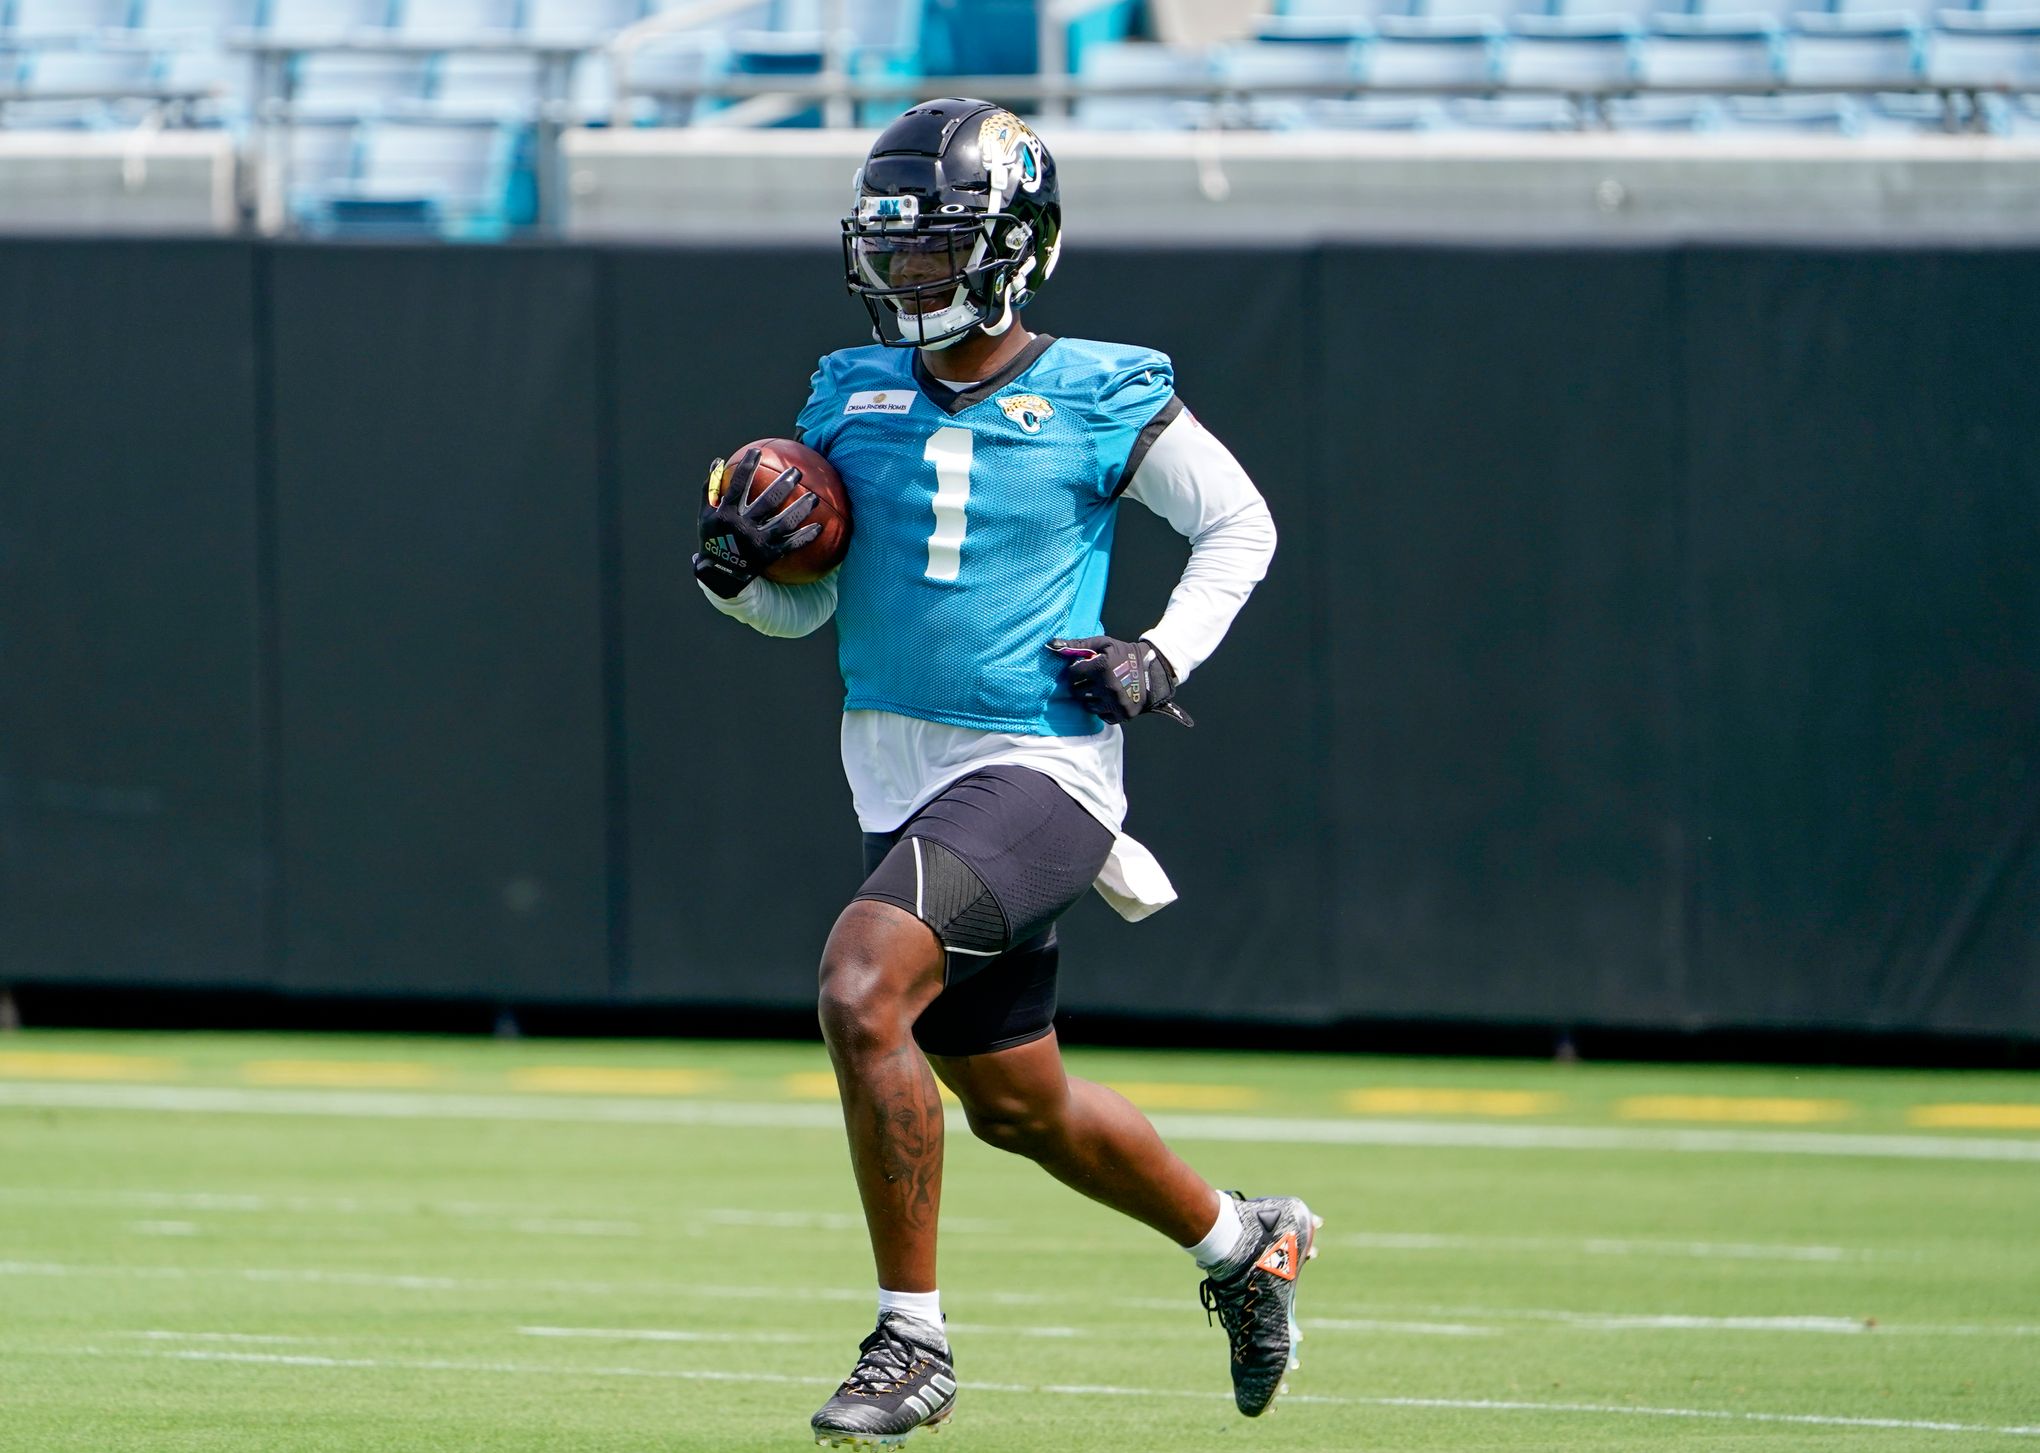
[699,407,1276,917]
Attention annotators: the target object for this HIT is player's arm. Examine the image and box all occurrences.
[1053,388,1275,727]
[1117,406,1278,685]
[693,447,840,639]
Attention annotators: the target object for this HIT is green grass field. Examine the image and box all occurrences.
[3,1030,2037,1452]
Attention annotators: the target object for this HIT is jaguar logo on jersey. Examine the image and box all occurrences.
[844,390,915,416]
[997,393,1054,434]
[978,111,1045,202]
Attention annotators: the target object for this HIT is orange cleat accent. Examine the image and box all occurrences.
[1254,1230,1300,1281]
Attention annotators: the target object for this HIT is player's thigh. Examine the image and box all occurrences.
[927,1027,1072,1130]
[858,766,1113,971]
[855,767,1111,1056]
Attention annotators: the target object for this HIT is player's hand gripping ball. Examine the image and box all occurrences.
[692,439,852,597]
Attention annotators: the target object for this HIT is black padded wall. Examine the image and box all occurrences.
[1315,245,1688,1028]
[1676,246,2040,1036]
[0,241,268,988]
[265,245,610,999]
[608,246,860,1008]
[6,237,2039,1039]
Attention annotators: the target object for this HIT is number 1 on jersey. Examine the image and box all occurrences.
[923,426,972,583]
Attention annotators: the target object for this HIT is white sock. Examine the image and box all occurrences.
[878,1287,944,1340]
[1186,1189,1246,1270]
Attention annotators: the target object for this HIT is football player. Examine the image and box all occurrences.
[694,98,1313,1448]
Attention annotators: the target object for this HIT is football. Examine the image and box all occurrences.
[723,436,851,585]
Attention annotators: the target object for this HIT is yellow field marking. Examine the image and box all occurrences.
[0,1052,179,1082]
[506,1067,727,1096]
[783,1071,959,1106]
[1107,1081,1265,1111]
[1617,1095,1852,1124]
[1908,1103,2040,1130]
[784,1072,839,1100]
[1342,1088,1561,1117]
[241,1060,442,1088]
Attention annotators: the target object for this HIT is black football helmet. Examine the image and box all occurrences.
[842,97,1062,351]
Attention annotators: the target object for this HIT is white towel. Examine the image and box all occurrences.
[1093,832,1178,922]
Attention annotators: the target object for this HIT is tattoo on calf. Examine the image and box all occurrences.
[870,1047,944,1231]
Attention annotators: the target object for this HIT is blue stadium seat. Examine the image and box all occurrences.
[568,49,615,121]
[919,0,1139,76]
[1256,0,1403,42]
[1715,92,1860,126]
[429,50,540,118]
[1305,93,1450,125]
[1414,0,1549,20]
[1925,10,2040,85]
[7,0,134,36]
[156,42,258,122]
[1212,38,1361,127]
[1255,14,1372,42]
[1603,93,1726,124]
[622,30,724,125]
[1072,39,1216,130]
[1546,0,1668,22]
[321,116,528,236]
[1444,93,1585,124]
[134,0,258,33]
[524,0,643,42]
[400,0,518,32]
[1366,15,1502,84]
[1501,14,1638,86]
[1637,13,1782,83]
[1782,11,1921,84]
[1275,0,1392,13]
[268,0,397,33]
[1685,0,1806,23]
[286,117,360,223]
[294,49,430,115]
[11,46,151,124]
[1860,89,1966,127]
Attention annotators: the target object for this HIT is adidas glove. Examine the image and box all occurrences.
[692,447,822,599]
[1048,635,1194,728]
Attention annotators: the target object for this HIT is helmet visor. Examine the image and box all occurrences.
[851,225,982,310]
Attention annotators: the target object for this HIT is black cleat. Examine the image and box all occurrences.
[811,1312,957,1449]
[1199,1193,1322,1417]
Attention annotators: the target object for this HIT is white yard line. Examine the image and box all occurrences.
[0,1187,1012,1238]
[1415,1308,2040,1336]
[117,1331,325,1344]
[520,1326,816,1345]
[1339,1230,1893,1262]
[1304,1318,1497,1336]
[11,1261,2036,1341]
[521,1323,1086,1343]
[38,1345,2040,1439]
[7,1083,2040,1162]
[509,1219,644,1238]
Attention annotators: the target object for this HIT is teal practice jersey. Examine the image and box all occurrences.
[796,334,1179,737]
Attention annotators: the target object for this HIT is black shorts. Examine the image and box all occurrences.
[855,765,1114,1058]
